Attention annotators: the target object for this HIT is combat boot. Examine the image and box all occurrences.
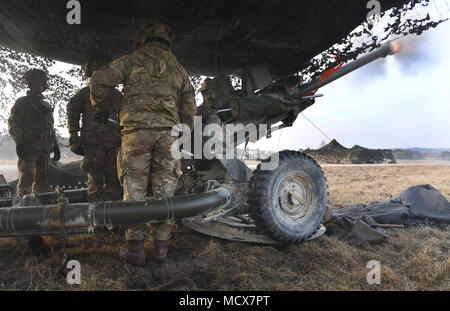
[153,239,168,262]
[27,236,51,256]
[119,240,145,267]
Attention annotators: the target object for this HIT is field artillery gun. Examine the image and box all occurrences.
[0,42,398,245]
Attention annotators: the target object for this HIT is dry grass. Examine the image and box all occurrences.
[0,164,449,291]
[323,164,450,208]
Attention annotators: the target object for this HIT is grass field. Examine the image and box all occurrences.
[0,163,448,291]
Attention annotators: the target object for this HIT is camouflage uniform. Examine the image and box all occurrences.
[67,86,123,201]
[8,71,59,195]
[90,21,196,242]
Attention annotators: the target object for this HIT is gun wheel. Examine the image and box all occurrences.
[249,150,328,244]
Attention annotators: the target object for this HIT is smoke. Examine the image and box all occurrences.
[393,34,437,75]
[347,30,441,87]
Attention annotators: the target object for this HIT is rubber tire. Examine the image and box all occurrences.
[249,150,328,244]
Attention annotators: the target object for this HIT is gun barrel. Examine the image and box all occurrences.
[298,41,399,95]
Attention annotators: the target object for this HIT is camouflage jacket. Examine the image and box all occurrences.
[67,86,122,147]
[90,41,196,131]
[8,91,58,153]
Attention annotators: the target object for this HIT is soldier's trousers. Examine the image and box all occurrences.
[17,152,49,195]
[81,144,122,202]
[118,128,180,241]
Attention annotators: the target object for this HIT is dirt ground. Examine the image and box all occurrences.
[0,164,449,291]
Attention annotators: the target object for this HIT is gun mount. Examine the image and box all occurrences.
[0,42,398,245]
[191,42,399,154]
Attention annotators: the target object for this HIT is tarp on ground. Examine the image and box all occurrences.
[332,184,450,226]
[326,184,449,245]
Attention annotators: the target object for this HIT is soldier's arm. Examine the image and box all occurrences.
[66,91,84,137]
[51,113,61,161]
[52,119,59,149]
[53,130,58,146]
[90,55,131,112]
[7,99,25,144]
[51,110,57,143]
[109,88,123,119]
[179,72,197,130]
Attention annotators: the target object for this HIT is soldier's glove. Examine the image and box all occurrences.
[94,111,109,124]
[53,145,61,162]
[16,144,30,161]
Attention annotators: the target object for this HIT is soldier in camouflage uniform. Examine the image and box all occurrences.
[67,58,123,202]
[90,20,196,265]
[8,69,60,196]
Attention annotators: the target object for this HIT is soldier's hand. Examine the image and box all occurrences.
[53,145,61,162]
[94,111,109,124]
[16,144,30,161]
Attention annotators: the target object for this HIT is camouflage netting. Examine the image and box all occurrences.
[304,139,396,164]
[298,0,450,83]
[0,48,84,137]
[392,149,425,160]
[0,0,449,137]
[192,1,450,100]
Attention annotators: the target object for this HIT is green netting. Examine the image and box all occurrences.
[299,0,450,82]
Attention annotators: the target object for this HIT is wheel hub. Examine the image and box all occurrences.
[277,171,316,223]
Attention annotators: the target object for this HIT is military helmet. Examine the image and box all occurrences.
[134,20,173,48]
[83,57,111,79]
[22,69,48,88]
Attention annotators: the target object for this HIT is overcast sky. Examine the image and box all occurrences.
[253,20,450,151]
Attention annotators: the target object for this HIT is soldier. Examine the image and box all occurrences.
[67,58,123,202]
[8,69,60,196]
[90,20,196,266]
